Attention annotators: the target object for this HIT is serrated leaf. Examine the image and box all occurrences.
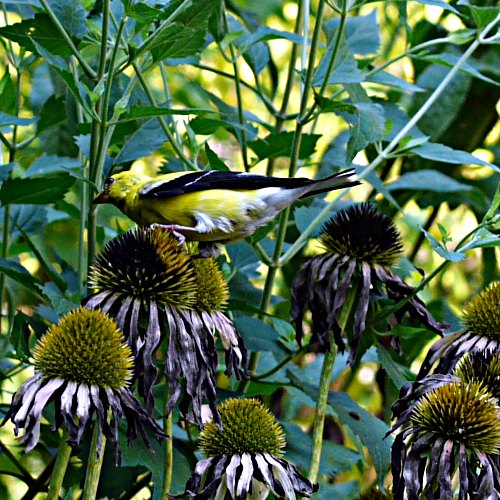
[375,343,413,389]
[324,10,380,56]
[248,132,321,161]
[421,228,465,262]
[313,35,363,86]
[114,119,168,164]
[343,103,385,163]
[458,2,500,30]
[233,316,283,353]
[37,95,66,134]
[282,422,361,475]
[0,14,74,57]
[387,170,474,192]
[9,205,47,237]
[0,172,75,205]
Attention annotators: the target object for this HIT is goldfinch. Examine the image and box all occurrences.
[93,169,359,255]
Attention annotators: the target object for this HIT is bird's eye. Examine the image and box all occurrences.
[104,177,115,188]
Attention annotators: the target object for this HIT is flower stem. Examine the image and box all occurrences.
[82,425,106,500]
[307,284,357,482]
[307,342,338,483]
[162,385,173,499]
[46,434,72,500]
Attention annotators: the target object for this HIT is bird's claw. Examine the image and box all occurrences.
[149,223,186,246]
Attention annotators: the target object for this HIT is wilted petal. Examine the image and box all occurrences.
[236,453,254,500]
[225,454,241,499]
[265,454,296,500]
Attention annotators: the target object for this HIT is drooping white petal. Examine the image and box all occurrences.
[265,453,296,500]
[225,454,242,499]
[11,373,45,424]
[236,453,254,499]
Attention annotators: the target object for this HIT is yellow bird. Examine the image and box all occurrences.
[93,169,359,256]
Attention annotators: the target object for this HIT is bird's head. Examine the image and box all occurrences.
[93,171,150,209]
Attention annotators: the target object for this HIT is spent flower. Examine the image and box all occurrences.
[182,398,318,499]
[2,308,166,464]
[292,203,445,363]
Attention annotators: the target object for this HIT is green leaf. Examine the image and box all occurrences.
[248,132,321,161]
[204,142,230,171]
[457,1,500,30]
[9,311,33,360]
[0,112,37,127]
[10,205,48,237]
[375,343,413,389]
[0,163,14,182]
[233,316,283,353]
[366,70,424,93]
[0,14,74,57]
[0,258,42,296]
[0,172,76,205]
[313,35,363,86]
[324,10,380,56]
[407,0,459,14]
[314,94,357,114]
[421,228,465,262]
[37,95,66,134]
[387,170,474,192]
[114,119,168,164]
[343,103,385,163]
[467,226,500,250]
[412,143,497,169]
[236,26,304,53]
[49,0,87,38]
[0,69,17,115]
[282,422,361,475]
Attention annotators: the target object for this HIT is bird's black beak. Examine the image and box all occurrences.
[92,191,109,205]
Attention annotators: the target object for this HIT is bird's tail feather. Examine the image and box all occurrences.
[300,168,360,198]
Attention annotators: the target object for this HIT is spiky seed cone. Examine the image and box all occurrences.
[411,381,500,454]
[320,203,403,267]
[89,227,198,308]
[454,350,500,400]
[194,258,229,313]
[199,398,286,458]
[463,282,500,340]
[33,307,133,390]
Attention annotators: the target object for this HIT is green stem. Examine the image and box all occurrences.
[82,425,106,500]
[266,0,303,176]
[46,435,72,500]
[132,62,198,171]
[162,389,173,499]
[279,15,500,266]
[307,284,357,482]
[38,0,97,80]
[307,343,337,482]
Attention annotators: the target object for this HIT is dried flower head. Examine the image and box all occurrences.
[391,380,500,499]
[2,308,166,464]
[183,398,317,499]
[85,227,247,427]
[418,282,500,378]
[292,203,445,364]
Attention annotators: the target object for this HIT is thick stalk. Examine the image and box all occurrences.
[307,284,357,482]
[87,0,111,273]
[161,385,173,499]
[82,425,106,500]
[132,62,198,171]
[38,0,97,79]
[46,436,72,500]
[0,60,21,331]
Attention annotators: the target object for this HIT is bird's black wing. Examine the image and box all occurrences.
[139,170,312,199]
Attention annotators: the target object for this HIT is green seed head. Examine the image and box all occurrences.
[199,398,286,458]
[411,381,500,454]
[194,258,229,313]
[33,307,134,390]
[454,350,500,401]
[89,227,198,308]
[320,203,403,267]
[463,282,500,340]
